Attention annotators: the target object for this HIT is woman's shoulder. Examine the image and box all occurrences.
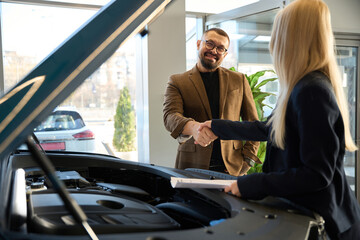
[293,71,333,96]
[295,71,332,92]
[291,71,336,107]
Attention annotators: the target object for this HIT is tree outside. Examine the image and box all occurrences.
[113,86,136,152]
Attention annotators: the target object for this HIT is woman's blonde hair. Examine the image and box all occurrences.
[268,0,357,151]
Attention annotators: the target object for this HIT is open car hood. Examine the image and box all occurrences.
[0,0,170,160]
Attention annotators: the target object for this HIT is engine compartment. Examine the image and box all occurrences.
[6,151,323,240]
[10,153,232,235]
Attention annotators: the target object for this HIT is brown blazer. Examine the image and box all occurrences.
[163,66,259,176]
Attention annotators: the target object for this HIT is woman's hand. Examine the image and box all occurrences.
[224,182,241,197]
[198,120,212,131]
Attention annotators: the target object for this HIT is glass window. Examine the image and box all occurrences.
[1,2,138,161]
[35,110,86,132]
[186,16,198,70]
[2,3,96,90]
[337,46,358,191]
[208,9,279,118]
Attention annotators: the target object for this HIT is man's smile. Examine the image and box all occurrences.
[204,52,218,62]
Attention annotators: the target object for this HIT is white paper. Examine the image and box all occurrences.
[170,177,236,189]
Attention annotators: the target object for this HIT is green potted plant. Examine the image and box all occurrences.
[230,68,278,173]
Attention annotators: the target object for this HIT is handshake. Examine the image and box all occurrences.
[190,120,218,147]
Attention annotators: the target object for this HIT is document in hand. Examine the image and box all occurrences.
[170,177,236,189]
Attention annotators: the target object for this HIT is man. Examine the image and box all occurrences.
[163,28,259,176]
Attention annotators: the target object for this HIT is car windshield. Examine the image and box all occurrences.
[34,111,85,132]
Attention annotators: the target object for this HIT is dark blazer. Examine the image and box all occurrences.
[163,65,259,176]
[212,71,360,239]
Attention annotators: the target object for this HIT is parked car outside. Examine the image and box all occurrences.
[34,107,96,152]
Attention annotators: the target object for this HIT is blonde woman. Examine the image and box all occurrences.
[197,0,360,238]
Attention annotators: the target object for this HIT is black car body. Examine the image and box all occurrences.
[0,0,323,239]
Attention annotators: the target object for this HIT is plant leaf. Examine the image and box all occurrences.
[253,77,278,90]
[255,102,262,120]
[262,103,274,109]
[253,91,271,98]
[248,71,266,89]
[229,67,278,174]
[253,91,275,99]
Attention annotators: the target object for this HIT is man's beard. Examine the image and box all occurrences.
[200,53,220,70]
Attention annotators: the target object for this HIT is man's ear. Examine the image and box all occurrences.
[196,40,201,50]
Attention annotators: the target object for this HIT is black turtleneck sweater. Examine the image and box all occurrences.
[199,70,224,168]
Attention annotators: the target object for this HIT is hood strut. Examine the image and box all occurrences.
[26,135,99,240]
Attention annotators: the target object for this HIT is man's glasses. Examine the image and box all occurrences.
[203,40,227,55]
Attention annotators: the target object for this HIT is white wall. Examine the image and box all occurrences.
[325,0,360,34]
[137,0,186,167]
[288,0,360,34]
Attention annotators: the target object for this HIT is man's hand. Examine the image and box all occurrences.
[197,120,212,131]
[195,120,217,147]
[224,181,241,197]
[196,126,217,147]
[182,121,209,146]
[182,120,217,147]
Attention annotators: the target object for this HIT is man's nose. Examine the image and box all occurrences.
[210,47,218,54]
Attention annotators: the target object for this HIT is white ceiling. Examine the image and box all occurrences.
[185,0,259,14]
[46,0,110,4]
[6,0,259,14]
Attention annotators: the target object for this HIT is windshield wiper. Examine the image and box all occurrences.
[26,135,98,240]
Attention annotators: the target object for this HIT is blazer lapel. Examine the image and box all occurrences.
[189,66,212,119]
[218,68,229,119]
